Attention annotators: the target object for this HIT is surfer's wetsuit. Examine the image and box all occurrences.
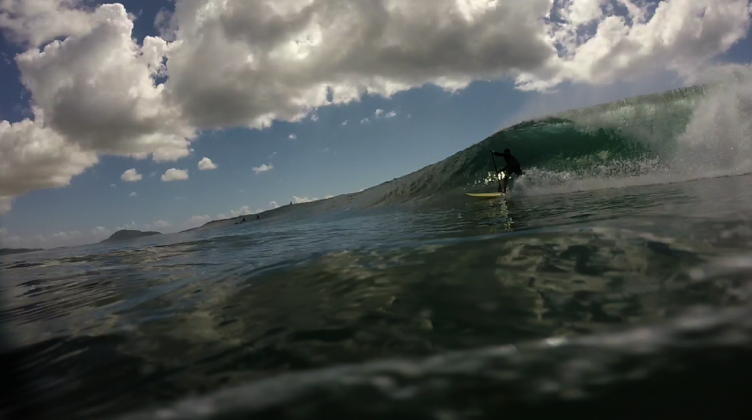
[492,149,522,193]
[492,150,522,176]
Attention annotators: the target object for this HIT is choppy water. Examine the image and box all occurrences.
[3,172,752,419]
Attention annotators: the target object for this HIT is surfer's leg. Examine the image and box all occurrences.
[502,174,509,193]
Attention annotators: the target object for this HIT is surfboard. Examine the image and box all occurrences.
[466,192,504,199]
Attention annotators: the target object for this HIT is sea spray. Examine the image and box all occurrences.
[672,67,752,175]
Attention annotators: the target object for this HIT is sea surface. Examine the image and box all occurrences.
[3,81,752,419]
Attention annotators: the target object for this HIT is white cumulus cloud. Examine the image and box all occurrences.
[198,157,217,170]
[121,168,142,182]
[252,163,274,174]
[0,119,98,214]
[0,3,192,212]
[12,4,195,158]
[0,0,97,47]
[129,192,137,197]
[161,168,189,182]
[152,220,170,228]
[288,134,297,140]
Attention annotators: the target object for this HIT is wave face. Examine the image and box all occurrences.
[295,73,751,213]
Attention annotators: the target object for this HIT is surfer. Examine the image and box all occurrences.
[491,149,522,193]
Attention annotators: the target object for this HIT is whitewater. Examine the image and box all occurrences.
[3,71,752,419]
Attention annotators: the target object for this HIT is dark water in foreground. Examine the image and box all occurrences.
[3,174,752,419]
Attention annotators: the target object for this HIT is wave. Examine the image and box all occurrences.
[192,68,752,229]
[341,70,752,206]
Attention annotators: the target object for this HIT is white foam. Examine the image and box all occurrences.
[496,66,752,197]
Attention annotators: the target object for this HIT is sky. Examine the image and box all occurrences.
[1,0,751,249]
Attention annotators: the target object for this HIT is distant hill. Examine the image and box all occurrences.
[101,230,161,243]
[0,248,43,256]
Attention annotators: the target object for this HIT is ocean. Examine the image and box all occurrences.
[2,81,752,419]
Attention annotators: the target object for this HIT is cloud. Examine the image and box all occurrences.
[52,230,81,239]
[288,134,297,140]
[0,0,97,47]
[1,0,751,212]
[186,215,211,227]
[121,168,142,182]
[152,220,170,228]
[0,196,13,214]
[293,196,317,204]
[231,205,254,217]
[91,226,110,236]
[341,120,348,126]
[161,168,189,182]
[159,0,559,130]
[0,3,191,212]
[156,0,752,128]
[10,4,195,158]
[374,109,397,119]
[252,163,274,174]
[116,221,137,231]
[198,157,218,170]
[129,192,137,197]
[516,0,752,90]
[360,118,370,124]
[0,120,98,214]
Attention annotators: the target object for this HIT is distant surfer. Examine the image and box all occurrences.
[491,149,522,193]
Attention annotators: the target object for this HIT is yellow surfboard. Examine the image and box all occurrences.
[466,192,504,199]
